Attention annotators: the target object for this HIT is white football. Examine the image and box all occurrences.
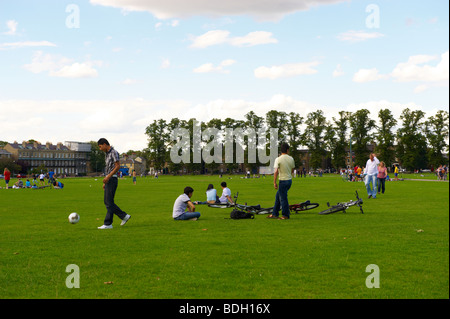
[68,212,80,224]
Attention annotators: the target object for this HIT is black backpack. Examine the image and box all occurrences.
[230,209,254,219]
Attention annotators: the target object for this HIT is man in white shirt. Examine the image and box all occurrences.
[365,153,380,199]
[219,182,233,204]
[173,186,200,220]
[268,143,295,219]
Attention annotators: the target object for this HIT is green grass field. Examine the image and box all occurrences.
[0,174,448,299]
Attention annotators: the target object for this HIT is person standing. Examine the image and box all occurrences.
[377,161,388,194]
[365,153,380,199]
[3,168,11,189]
[267,143,295,220]
[97,138,131,229]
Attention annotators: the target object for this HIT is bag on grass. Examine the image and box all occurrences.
[230,209,254,220]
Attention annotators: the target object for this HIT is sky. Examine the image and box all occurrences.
[0,0,448,152]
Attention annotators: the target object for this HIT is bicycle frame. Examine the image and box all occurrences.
[320,191,364,214]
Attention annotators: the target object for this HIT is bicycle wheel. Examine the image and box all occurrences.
[255,207,273,215]
[318,205,345,215]
[208,203,232,209]
[291,202,319,213]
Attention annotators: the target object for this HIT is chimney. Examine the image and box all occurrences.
[46,142,52,149]
[57,142,63,150]
[22,141,27,148]
[34,141,40,148]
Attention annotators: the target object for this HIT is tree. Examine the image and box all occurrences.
[425,110,449,169]
[330,111,350,170]
[303,110,328,169]
[375,109,397,167]
[145,119,169,171]
[286,112,303,169]
[266,110,288,144]
[396,108,428,171]
[244,111,264,172]
[348,109,376,167]
[89,141,105,173]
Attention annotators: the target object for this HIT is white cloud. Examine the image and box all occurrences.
[3,20,18,35]
[0,41,57,50]
[89,0,348,21]
[337,30,384,42]
[193,59,236,74]
[353,51,449,92]
[121,78,138,85]
[161,58,171,69]
[352,68,386,83]
[390,51,449,83]
[189,30,277,49]
[49,63,98,78]
[254,61,320,80]
[229,31,278,47]
[23,51,101,78]
[332,64,344,77]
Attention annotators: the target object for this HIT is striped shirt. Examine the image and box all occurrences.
[105,147,120,175]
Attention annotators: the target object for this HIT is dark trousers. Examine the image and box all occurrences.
[104,177,126,225]
[377,177,386,194]
[272,179,292,218]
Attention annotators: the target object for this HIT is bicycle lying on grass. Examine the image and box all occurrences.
[207,192,319,215]
[318,191,364,215]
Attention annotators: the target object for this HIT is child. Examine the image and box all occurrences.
[173,186,201,221]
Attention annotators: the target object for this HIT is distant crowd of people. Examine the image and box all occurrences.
[2,168,64,189]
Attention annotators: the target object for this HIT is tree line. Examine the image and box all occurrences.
[142,108,448,174]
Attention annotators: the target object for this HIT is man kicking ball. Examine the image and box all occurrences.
[97,138,131,229]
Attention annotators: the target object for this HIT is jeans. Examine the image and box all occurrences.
[377,178,386,194]
[272,179,292,218]
[365,174,378,198]
[104,177,127,225]
[174,212,201,220]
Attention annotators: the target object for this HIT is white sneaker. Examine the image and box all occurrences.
[189,217,198,221]
[98,224,113,229]
[120,214,131,226]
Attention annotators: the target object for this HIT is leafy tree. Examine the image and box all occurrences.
[425,110,449,169]
[303,110,327,169]
[89,141,105,173]
[145,119,169,171]
[330,111,349,170]
[286,112,303,169]
[266,110,288,144]
[375,109,397,167]
[396,108,428,171]
[348,109,376,167]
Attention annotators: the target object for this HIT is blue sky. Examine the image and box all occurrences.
[0,0,448,151]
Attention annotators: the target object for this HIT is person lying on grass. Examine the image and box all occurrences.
[173,186,201,221]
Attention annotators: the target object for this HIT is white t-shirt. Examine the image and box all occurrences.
[173,193,191,218]
[365,157,380,175]
[219,187,231,203]
[274,154,295,180]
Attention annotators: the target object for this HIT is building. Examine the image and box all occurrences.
[0,149,12,159]
[120,154,147,176]
[3,141,91,175]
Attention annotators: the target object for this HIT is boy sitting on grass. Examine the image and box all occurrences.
[173,186,201,221]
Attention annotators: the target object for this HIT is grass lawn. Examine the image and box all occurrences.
[0,174,448,299]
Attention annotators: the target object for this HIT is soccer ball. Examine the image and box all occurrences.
[68,212,80,224]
